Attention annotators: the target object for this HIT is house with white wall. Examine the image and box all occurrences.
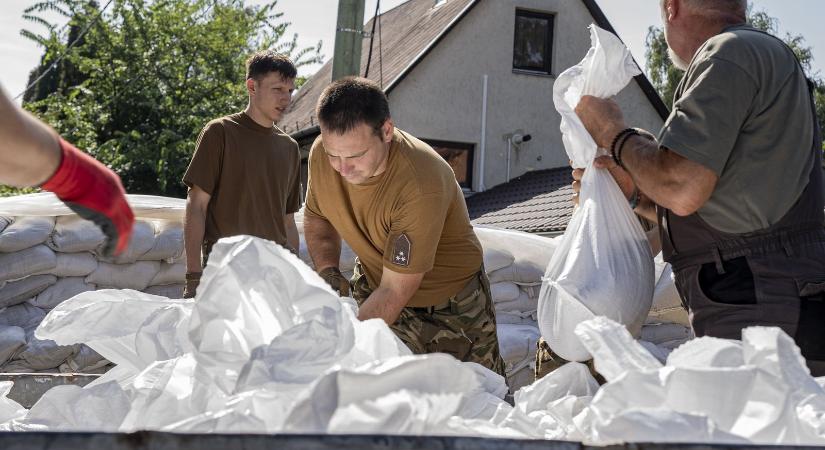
[281,0,669,236]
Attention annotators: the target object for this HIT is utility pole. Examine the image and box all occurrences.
[332,0,366,81]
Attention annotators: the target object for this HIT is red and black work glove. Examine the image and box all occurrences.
[184,272,201,299]
[41,137,134,257]
[319,267,351,297]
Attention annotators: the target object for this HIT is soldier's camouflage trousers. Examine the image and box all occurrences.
[352,261,507,377]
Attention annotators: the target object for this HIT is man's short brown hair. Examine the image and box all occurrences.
[316,77,390,136]
[245,51,297,80]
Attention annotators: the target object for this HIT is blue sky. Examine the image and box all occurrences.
[1,0,823,102]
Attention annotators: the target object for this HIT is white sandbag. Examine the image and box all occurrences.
[575,316,663,382]
[0,326,26,365]
[34,252,98,277]
[476,227,557,284]
[495,311,538,326]
[98,220,155,264]
[283,354,481,434]
[0,303,47,334]
[149,262,186,286]
[640,322,692,348]
[37,290,192,373]
[24,382,129,431]
[490,282,519,303]
[0,382,26,425]
[188,235,361,394]
[86,261,160,291]
[141,220,184,261]
[483,248,515,274]
[539,25,654,362]
[29,277,96,310]
[499,362,599,440]
[495,289,538,315]
[496,324,540,376]
[649,257,688,326]
[144,284,184,299]
[572,317,825,445]
[63,344,108,373]
[0,275,57,308]
[0,193,185,220]
[47,215,106,253]
[0,245,57,282]
[0,216,55,252]
[17,330,76,371]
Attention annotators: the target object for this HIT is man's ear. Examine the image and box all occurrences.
[667,0,679,21]
[246,78,256,96]
[382,118,394,143]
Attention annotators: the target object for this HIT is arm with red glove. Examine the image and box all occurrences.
[0,85,134,256]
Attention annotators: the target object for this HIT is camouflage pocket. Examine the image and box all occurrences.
[449,286,483,316]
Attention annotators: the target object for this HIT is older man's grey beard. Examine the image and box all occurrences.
[668,48,690,71]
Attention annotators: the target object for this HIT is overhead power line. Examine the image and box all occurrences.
[14,0,115,101]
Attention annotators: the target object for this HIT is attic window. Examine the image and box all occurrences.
[513,9,555,75]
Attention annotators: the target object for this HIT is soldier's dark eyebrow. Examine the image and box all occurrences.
[324,148,369,158]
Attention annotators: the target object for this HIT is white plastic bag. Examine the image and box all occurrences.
[0,382,25,425]
[538,25,654,361]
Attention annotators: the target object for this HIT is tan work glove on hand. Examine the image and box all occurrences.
[319,267,351,297]
[184,272,201,299]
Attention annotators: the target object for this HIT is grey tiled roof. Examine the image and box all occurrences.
[467,167,574,234]
[281,0,478,135]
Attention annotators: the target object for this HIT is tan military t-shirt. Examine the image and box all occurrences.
[304,128,483,307]
[183,112,302,248]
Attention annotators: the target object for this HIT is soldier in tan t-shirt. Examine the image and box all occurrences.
[182,51,302,298]
[304,77,505,376]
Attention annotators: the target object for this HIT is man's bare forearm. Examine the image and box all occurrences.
[303,213,341,272]
[357,286,407,323]
[621,135,716,216]
[184,201,207,273]
[0,87,60,186]
[285,214,299,254]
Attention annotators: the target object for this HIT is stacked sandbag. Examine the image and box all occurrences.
[0,194,186,374]
[474,227,560,392]
[638,254,693,357]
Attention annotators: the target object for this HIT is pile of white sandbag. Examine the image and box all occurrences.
[474,227,558,391]
[2,235,825,446]
[0,194,186,374]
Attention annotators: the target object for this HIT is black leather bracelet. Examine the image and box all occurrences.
[610,128,637,168]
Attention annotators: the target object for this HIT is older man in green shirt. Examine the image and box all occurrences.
[574,0,825,374]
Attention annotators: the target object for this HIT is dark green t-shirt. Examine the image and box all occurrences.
[658,25,815,233]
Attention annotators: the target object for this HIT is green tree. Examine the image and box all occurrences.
[19,0,322,197]
[645,9,824,140]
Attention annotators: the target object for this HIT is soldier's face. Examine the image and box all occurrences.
[322,120,393,185]
[248,72,295,123]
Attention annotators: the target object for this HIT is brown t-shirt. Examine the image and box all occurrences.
[304,128,483,307]
[183,112,301,248]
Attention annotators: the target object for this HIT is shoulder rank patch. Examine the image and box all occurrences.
[392,233,411,267]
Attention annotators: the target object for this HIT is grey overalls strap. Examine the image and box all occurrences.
[656,27,825,368]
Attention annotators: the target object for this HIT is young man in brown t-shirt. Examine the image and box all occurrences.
[182,52,302,298]
[304,77,505,376]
